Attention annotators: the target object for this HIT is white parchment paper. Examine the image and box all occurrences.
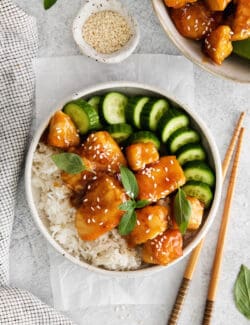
[33,54,198,313]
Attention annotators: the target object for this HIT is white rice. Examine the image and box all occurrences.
[32,142,141,271]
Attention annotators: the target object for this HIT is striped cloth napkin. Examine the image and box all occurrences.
[0,1,74,323]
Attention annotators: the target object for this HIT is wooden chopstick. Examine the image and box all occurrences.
[202,127,245,325]
[168,112,245,325]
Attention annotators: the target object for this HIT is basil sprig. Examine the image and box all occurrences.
[118,166,149,236]
[44,0,57,10]
[51,153,86,174]
[174,188,191,235]
[234,265,250,319]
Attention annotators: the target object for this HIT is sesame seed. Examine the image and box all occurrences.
[145,229,150,234]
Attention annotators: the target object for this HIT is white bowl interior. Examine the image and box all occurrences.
[152,0,250,83]
[25,82,222,277]
[72,0,140,64]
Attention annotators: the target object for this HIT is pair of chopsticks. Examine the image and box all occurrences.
[168,112,246,325]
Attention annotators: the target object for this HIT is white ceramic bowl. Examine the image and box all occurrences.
[152,0,250,83]
[72,0,140,64]
[25,81,222,277]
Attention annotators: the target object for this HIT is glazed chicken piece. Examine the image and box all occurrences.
[125,143,159,171]
[80,131,127,173]
[61,157,96,192]
[231,0,250,41]
[164,0,197,9]
[61,156,100,192]
[127,206,169,246]
[205,0,232,11]
[172,196,204,230]
[203,25,233,64]
[136,156,186,202]
[170,1,221,40]
[47,111,80,149]
[142,229,183,265]
[75,175,126,241]
[186,196,204,230]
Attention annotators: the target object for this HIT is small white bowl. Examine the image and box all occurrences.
[25,81,222,277]
[152,0,250,83]
[72,0,140,64]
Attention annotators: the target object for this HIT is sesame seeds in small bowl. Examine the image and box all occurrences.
[73,0,140,64]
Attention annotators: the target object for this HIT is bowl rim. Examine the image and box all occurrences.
[151,0,250,84]
[25,81,222,277]
[72,0,140,64]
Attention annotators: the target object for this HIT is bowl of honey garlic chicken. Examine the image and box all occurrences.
[152,0,250,83]
[25,82,222,275]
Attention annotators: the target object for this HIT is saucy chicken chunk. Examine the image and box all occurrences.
[81,131,127,173]
[75,175,126,241]
[205,0,231,11]
[172,196,204,230]
[136,156,186,202]
[164,0,197,9]
[142,229,183,265]
[47,111,80,148]
[170,2,220,40]
[126,143,159,171]
[186,196,204,230]
[127,206,169,246]
[231,0,250,41]
[203,25,233,64]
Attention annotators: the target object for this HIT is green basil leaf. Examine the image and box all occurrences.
[44,0,57,9]
[119,166,139,199]
[174,188,191,235]
[118,210,137,236]
[234,265,250,319]
[51,153,85,174]
[136,200,150,209]
[119,200,136,211]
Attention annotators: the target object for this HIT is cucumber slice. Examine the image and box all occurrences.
[100,92,128,124]
[126,97,149,128]
[183,161,215,187]
[140,99,169,131]
[127,131,161,150]
[176,144,206,165]
[233,39,250,60]
[158,108,189,143]
[88,96,101,112]
[182,180,213,207]
[63,99,100,134]
[167,127,200,153]
[106,123,133,143]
